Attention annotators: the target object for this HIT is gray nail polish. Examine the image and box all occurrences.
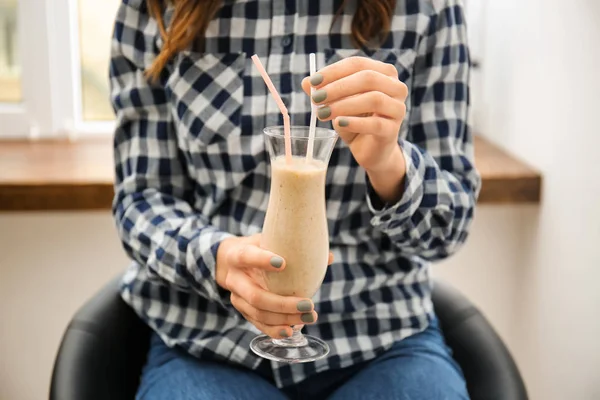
[296,300,312,312]
[312,89,327,103]
[310,73,324,86]
[338,117,349,127]
[279,329,289,338]
[270,256,284,268]
[301,313,315,323]
[318,106,331,120]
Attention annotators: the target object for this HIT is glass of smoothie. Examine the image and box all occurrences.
[249,125,338,363]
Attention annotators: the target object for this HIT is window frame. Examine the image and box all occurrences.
[0,0,114,139]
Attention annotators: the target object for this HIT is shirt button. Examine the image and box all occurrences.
[380,214,392,222]
[281,35,293,48]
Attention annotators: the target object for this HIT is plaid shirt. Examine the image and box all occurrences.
[111,0,480,388]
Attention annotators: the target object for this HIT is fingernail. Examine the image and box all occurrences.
[296,300,312,312]
[312,89,327,103]
[279,329,289,338]
[270,256,284,268]
[318,106,331,120]
[310,73,324,86]
[338,117,349,127]
[301,313,315,323]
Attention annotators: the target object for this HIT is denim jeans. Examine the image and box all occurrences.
[136,318,469,400]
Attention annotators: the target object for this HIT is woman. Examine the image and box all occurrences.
[111,0,480,398]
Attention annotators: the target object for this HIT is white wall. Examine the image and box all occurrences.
[460,0,600,398]
[0,214,129,400]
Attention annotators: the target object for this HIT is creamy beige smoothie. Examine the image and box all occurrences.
[261,156,330,298]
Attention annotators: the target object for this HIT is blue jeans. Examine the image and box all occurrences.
[136,319,469,399]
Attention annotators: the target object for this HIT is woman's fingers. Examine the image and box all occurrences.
[231,293,318,326]
[227,242,285,272]
[224,235,330,338]
[241,313,293,339]
[228,271,318,338]
[302,57,398,93]
[333,115,403,140]
[308,70,407,104]
[226,269,314,314]
[317,91,405,121]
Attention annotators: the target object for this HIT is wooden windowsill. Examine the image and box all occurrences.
[0,135,541,211]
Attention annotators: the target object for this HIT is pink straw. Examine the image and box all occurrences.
[251,55,292,164]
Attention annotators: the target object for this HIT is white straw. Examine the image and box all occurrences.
[306,53,317,161]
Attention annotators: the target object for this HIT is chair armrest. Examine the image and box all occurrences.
[50,275,151,400]
[433,279,528,400]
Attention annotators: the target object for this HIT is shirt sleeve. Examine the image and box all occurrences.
[110,0,232,302]
[367,0,482,261]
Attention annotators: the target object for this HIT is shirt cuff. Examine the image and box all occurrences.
[188,226,234,302]
[366,140,425,229]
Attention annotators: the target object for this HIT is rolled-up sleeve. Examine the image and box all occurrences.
[367,0,481,261]
[110,0,232,301]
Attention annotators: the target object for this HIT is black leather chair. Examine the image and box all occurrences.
[50,276,528,400]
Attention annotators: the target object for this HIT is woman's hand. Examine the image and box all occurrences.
[302,56,409,203]
[216,234,333,339]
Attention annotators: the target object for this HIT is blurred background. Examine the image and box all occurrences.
[0,0,20,103]
[0,0,119,119]
[1,0,599,399]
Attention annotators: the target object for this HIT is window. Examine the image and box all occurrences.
[0,0,120,138]
[0,0,20,103]
[79,0,121,121]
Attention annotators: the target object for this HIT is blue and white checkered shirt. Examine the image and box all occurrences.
[111,0,480,388]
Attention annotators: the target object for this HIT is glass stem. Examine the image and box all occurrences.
[272,325,308,347]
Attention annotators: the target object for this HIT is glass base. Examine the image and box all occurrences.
[250,331,329,363]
